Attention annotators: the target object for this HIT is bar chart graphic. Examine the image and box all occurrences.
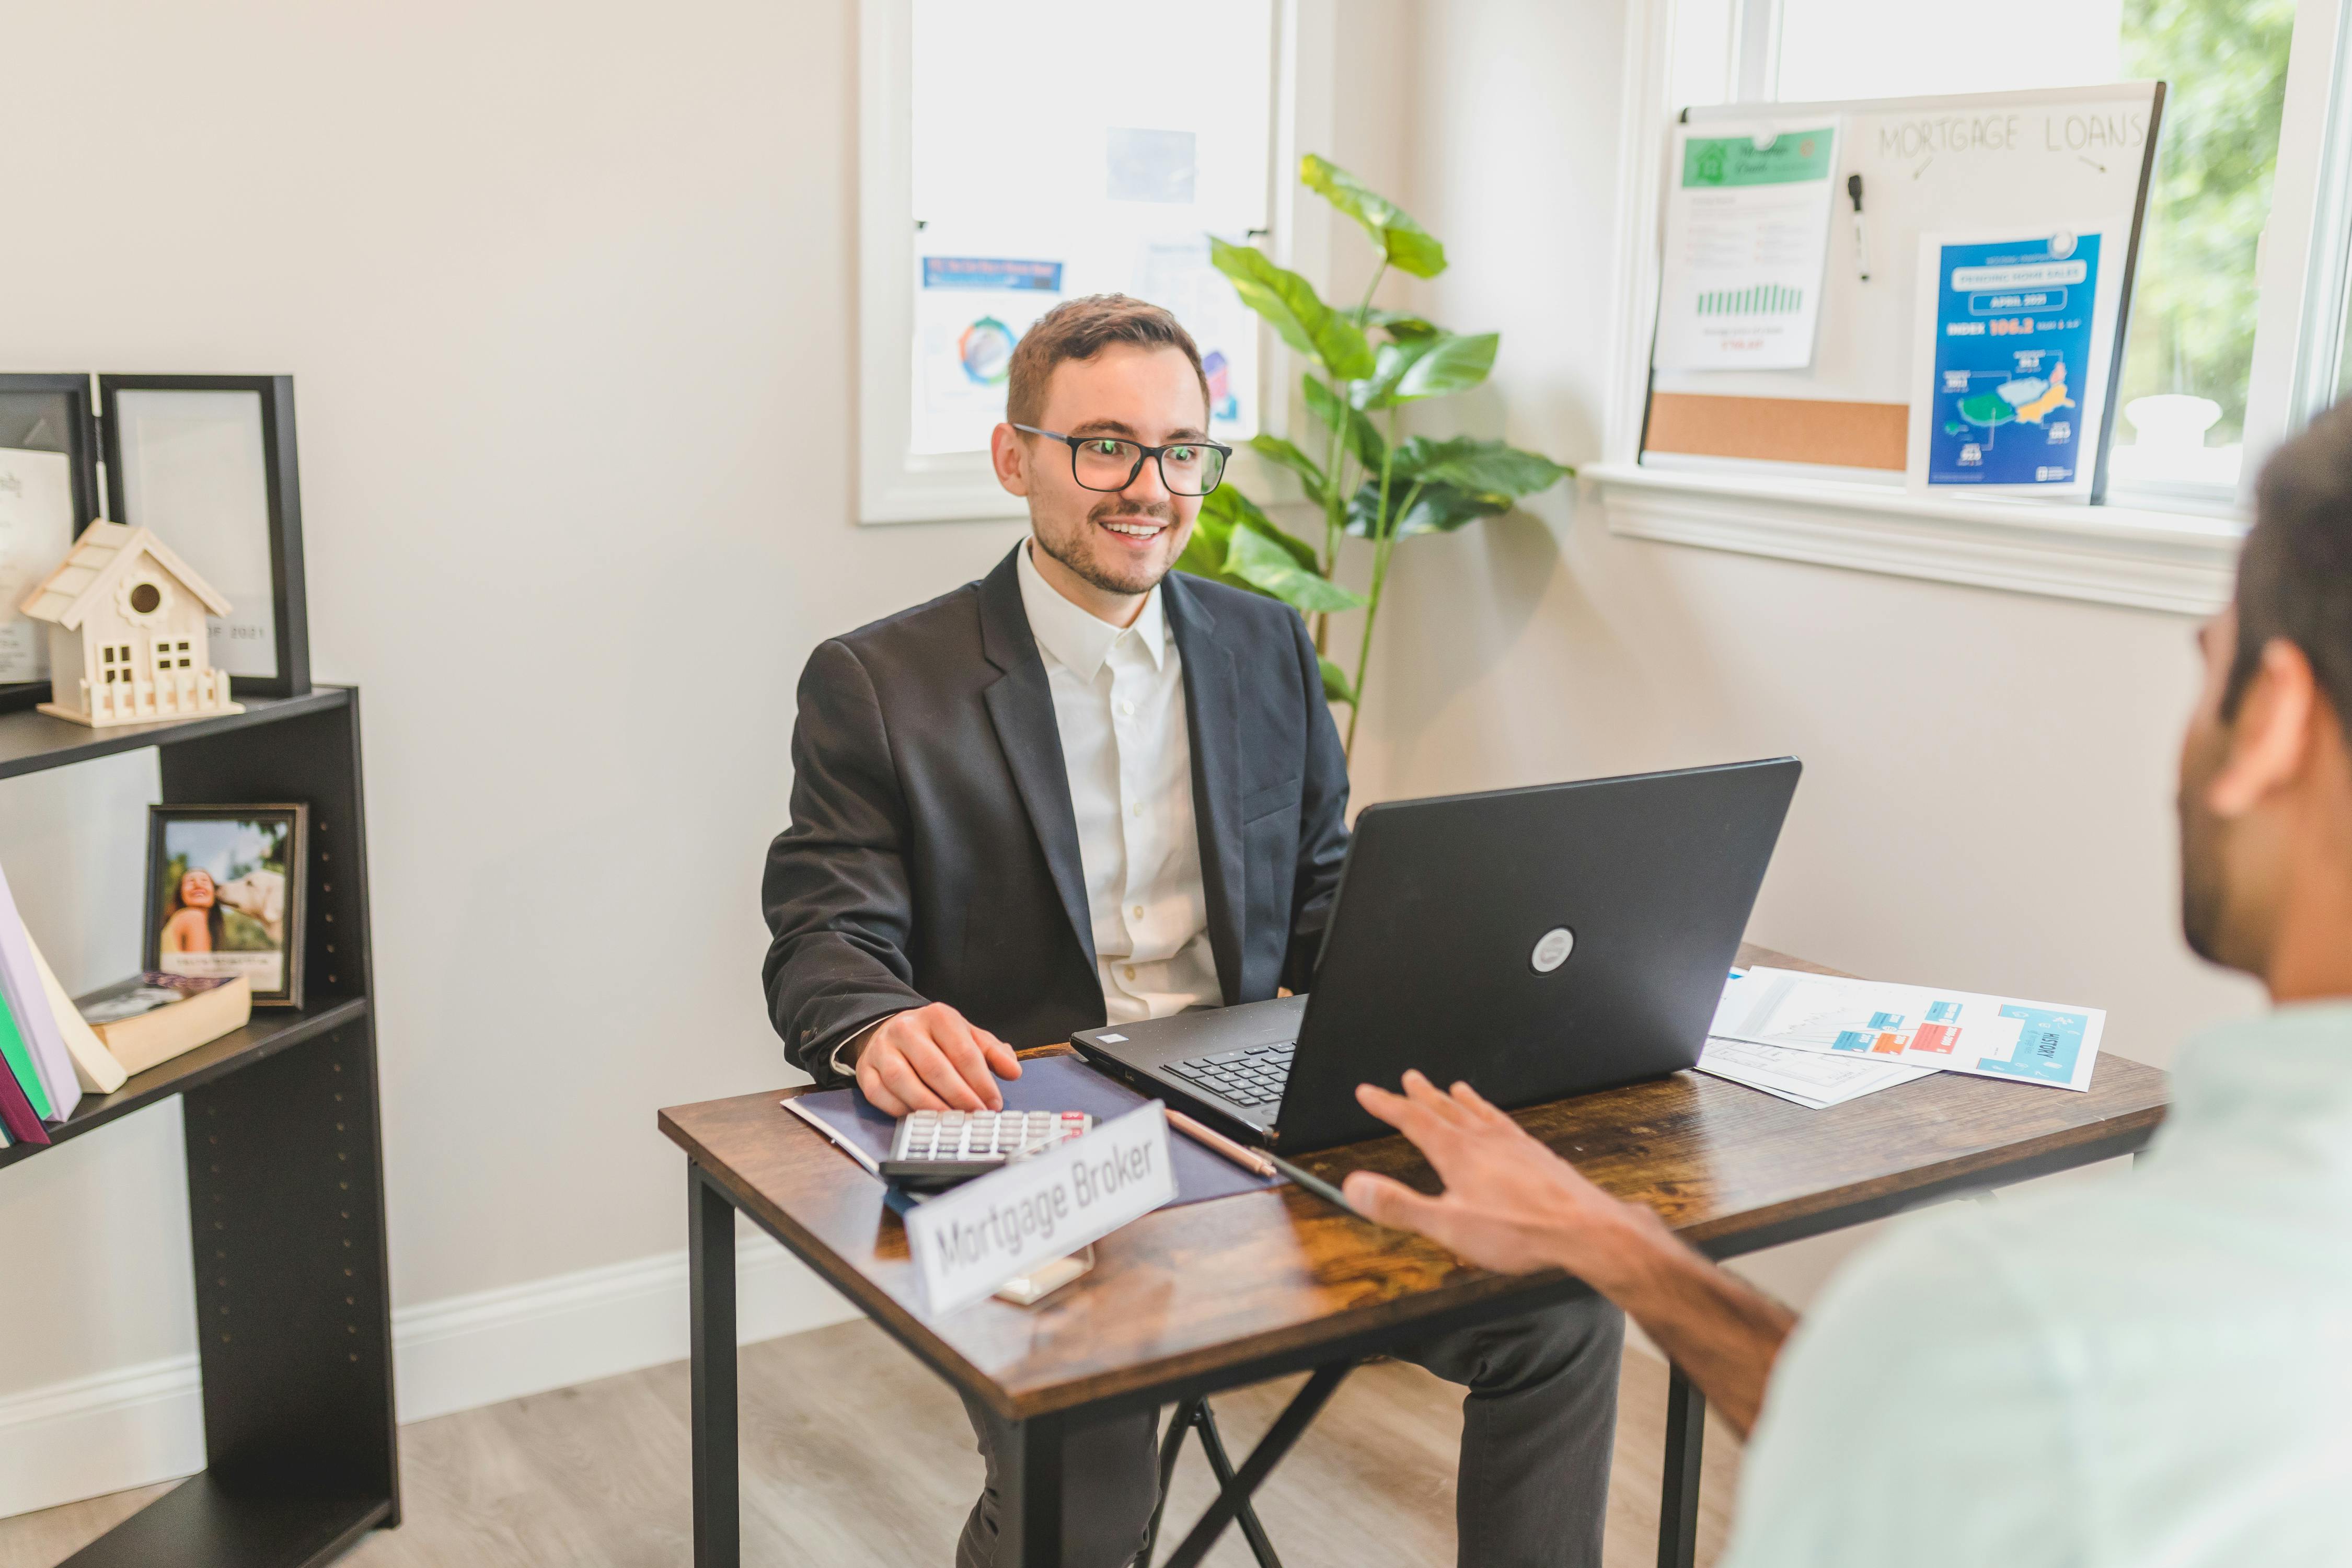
[1697,284,1805,315]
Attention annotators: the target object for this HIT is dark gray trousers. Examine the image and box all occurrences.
[954,1295,1625,1568]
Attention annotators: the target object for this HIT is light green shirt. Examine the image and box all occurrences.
[1724,1004,2352,1567]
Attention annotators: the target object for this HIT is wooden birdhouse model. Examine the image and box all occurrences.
[17,522,243,728]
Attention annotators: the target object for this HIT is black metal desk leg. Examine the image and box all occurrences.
[1656,1364,1704,1568]
[1001,1411,1067,1567]
[690,1167,740,1568]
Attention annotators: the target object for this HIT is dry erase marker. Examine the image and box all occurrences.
[1847,174,1870,281]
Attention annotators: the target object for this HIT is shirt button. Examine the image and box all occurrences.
[1132,904,1144,919]
[1123,965,1137,981]
[1119,699,1135,717]
[1131,802,1144,817]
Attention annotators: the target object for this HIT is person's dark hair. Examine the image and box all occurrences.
[2234,399,2352,723]
[1004,294,1210,429]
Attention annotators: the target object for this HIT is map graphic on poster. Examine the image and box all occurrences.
[1923,232,2101,488]
[1713,967,2104,1092]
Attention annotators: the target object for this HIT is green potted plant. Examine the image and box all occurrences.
[1177,155,1571,758]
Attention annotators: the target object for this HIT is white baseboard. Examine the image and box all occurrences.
[0,1234,859,1520]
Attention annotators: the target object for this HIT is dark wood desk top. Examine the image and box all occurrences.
[660,946,2169,1420]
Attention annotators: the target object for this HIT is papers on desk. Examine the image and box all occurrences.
[1697,1035,1933,1109]
[1712,967,2104,1093]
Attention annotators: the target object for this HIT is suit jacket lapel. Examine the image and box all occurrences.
[977,548,1098,972]
[1163,573,1246,1005]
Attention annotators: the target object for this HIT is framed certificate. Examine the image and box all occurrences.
[101,375,310,698]
[0,374,101,712]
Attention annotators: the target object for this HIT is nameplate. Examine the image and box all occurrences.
[905,1102,1176,1316]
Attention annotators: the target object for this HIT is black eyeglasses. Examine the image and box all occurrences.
[1011,424,1231,497]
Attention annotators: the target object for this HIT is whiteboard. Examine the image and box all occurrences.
[1644,82,2163,492]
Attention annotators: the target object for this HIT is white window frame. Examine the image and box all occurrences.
[855,0,1328,526]
[1591,0,2352,616]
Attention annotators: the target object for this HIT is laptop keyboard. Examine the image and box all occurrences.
[1165,1041,1296,1109]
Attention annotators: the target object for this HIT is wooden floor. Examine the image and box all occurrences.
[0,1319,1739,1567]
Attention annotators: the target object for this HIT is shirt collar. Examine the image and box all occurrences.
[1016,538,1170,680]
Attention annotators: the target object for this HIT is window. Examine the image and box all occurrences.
[859,0,1288,523]
[1663,0,2336,512]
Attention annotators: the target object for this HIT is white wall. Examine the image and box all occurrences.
[0,0,1031,1508]
[1347,0,2263,1298]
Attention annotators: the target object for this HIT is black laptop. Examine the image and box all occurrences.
[1071,758,1800,1154]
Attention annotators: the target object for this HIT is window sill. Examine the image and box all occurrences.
[1588,462,2241,617]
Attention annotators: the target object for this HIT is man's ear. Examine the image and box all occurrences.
[2210,637,2320,817]
[990,423,1031,497]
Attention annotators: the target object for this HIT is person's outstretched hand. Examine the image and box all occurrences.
[1341,1070,1671,1285]
[854,1002,1021,1115]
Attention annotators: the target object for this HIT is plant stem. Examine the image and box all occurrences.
[1319,262,1388,678]
[1344,443,1419,760]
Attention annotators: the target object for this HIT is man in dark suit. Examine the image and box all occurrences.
[764,295,1623,1567]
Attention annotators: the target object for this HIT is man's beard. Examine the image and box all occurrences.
[2178,724,2232,964]
[1036,499,1181,597]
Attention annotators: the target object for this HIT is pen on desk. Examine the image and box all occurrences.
[1164,1106,1277,1177]
[1161,1107,1365,1218]
[1847,173,1870,281]
[1265,1150,1365,1218]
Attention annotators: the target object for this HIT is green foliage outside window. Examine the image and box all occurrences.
[2116,0,2295,445]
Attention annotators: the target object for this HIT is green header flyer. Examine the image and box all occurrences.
[1682,129,1835,188]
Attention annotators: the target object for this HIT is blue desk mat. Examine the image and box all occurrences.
[786,1053,1282,1208]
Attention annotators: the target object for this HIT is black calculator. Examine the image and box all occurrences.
[878,1109,1093,1191]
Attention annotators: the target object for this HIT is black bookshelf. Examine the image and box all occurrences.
[0,686,397,1566]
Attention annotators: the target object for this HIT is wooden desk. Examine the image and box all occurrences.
[659,946,2169,1567]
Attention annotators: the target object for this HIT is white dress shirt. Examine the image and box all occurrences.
[1014,539,1219,1024]
[833,542,1219,1073]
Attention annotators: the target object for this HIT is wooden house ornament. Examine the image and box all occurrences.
[17,522,242,728]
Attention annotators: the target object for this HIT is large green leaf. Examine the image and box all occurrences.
[1301,154,1447,279]
[1345,477,1513,539]
[1204,483,1321,570]
[1394,435,1571,497]
[1303,375,1385,473]
[1226,523,1367,615]
[1174,489,1250,588]
[1247,433,1329,510]
[1319,656,1358,707]
[1356,332,1498,408]
[1208,236,1375,379]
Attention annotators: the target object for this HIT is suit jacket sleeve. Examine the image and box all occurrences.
[1281,609,1351,995]
[761,638,929,1083]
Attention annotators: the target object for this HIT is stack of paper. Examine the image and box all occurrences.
[1697,1035,1933,1109]
[1709,967,2104,1094]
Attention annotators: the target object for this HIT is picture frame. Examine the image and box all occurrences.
[0,374,101,715]
[100,375,310,699]
[145,803,308,1009]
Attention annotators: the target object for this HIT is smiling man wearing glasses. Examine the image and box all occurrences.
[762,294,1627,1567]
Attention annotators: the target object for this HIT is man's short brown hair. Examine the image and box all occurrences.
[1004,294,1212,429]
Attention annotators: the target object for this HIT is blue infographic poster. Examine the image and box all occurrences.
[1923,232,2101,489]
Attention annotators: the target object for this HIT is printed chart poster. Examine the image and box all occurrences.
[913,257,1064,456]
[1715,967,2104,1092]
[1918,232,2101,491]
[1653,123,1838,372]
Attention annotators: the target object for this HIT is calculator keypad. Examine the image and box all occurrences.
[891,1109,1092,1165]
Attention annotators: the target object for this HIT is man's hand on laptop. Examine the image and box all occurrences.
[1340,1071,1673,1286]
[854,1002,1023,1115]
